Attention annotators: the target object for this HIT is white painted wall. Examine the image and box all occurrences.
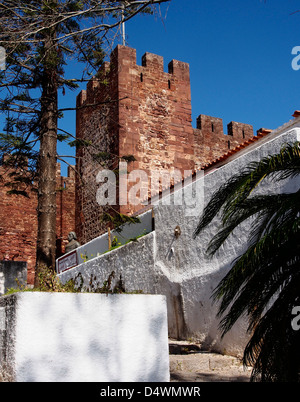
[0,292,169,382]
[0,272,4,296]
[58,123,300,358]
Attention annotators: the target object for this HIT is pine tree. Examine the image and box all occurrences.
[0,0,170,286]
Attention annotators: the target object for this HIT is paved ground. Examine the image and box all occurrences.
[169,340,252,382]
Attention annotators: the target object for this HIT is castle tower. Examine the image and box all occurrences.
[75,45,195,243]
[75,45,254,244]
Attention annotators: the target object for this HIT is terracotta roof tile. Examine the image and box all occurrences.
[200,130,272,171]
[292,110,300,118]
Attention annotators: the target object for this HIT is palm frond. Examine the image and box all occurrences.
[194,142,300,381]
[213,216,300,325]
[194,142,300,244]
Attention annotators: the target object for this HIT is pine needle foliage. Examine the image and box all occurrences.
[0,0,170,281]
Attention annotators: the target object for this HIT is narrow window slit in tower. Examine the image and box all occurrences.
[228,140,230,149]
[211,123,214,132]
[168,80,171,89]
[140,73,143,82]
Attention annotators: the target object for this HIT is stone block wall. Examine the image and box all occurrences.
[75,45,196,243]
[0,162,76,285]
[0,261,27,295]
[55,165,76,258]
[75,45,254,244]
[0,45,256,277]
[0,165,37,284]
[193,115,254,169]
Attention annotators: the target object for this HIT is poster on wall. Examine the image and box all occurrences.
[56,250,78,274]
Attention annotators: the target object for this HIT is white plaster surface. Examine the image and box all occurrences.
[0,272,4,296]
[1,292,169,382]
[58,125,300,358]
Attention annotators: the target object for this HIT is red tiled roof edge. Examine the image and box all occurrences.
[200,129,272,171]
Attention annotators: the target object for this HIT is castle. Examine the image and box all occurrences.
[75,45,256,244]
[0,45,267,285]
[0,162,75,284]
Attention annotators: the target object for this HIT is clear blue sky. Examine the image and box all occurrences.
[58,0,300,175]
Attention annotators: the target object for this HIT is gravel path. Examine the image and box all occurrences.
[169,340,252,382]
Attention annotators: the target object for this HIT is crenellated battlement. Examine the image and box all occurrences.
[77,46,252,145]
[75,45,258,243]
[55,162,75,182]
[195,114,253,146]
[192,115,254,169]
[76,45,191,108]
[0,44,266,286]
[196,114,253,140]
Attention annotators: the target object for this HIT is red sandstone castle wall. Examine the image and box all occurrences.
[0,162,75,285]
[75,58,119,243]
[76,45,254,244]
[55,164,76,258]
[115,46,195,174]
[193,115,253,170]
[76,45,197,242]
[0,45,257,277]
[0,167,37,284]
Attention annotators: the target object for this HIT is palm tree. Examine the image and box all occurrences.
[194,141,300,382]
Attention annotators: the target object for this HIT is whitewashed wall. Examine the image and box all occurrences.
[59,123,300,357]
[56,209,153,273]
[0,292,169,382]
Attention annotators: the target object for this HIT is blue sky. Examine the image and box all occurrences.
[58,0,300,175]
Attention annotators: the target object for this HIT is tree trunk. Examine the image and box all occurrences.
[35,30,58,287]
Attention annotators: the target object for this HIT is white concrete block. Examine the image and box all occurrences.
[0,292,169,382]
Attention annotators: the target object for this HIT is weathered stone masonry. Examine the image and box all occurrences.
[0,163,75,284]
[0,44,257,284]
[76,45,254,244]
[55,164,76,259]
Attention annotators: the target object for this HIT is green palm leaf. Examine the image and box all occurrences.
[194,141,300,382]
